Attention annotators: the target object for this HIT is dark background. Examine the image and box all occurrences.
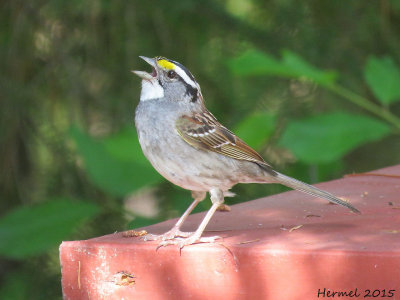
[1,1,400,298]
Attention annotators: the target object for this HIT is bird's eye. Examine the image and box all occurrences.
[167,70,177,79]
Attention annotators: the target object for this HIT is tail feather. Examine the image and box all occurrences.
[274,172,360,214]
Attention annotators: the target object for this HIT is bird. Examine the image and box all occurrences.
[132,56,360,249]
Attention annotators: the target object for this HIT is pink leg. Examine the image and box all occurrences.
[156,188,224,249]
[142,191,206,241]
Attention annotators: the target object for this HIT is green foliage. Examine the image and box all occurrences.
[230,49,400,130]
[70,126,163,197]
[364,56,400,105]
[234,112,276,150]
[0,271,31,300]
[278,112,391,164]
[0,199,99,259]
[228,49,338,86]
[1,0,400,298]
[281,50,338,86]
[228,49,290,77]
[231,48,400,164]
[127,215,164,229]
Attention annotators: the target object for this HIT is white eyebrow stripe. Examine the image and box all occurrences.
[174,66,197,88]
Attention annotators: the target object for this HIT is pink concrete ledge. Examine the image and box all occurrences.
[60,165,400,299]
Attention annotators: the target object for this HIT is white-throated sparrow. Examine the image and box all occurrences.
[133,56,360,249]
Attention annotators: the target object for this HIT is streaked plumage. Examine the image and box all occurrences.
[133,56,360,249]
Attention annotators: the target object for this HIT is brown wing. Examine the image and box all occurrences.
[175,111,272,167]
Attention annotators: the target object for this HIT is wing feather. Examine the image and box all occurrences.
[175,111,271,167]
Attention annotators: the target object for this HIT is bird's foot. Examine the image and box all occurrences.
[156,234,221,249]
[142,227,192,242]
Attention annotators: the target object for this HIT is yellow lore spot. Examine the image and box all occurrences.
[157,59,175,70]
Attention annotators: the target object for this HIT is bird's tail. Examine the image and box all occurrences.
[274,172,360,214]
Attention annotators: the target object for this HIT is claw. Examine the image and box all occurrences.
[141,233,161,241]
[142,229,193,242]
[155,234,222,250]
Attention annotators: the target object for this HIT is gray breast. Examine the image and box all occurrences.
[134,99,267,191]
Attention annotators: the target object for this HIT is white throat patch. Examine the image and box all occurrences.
[140,79,164,101]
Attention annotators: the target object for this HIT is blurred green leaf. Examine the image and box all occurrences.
[234,112,276,150]
[127,215,163,229]
[0,198,99,259]
[228,49,338,86]
[168,185,204,215]
[70,126,163,196]
[0,271,31,300]
[281,50,338,86]
[228,49,289,76]
[102,128,145,162]
[364,56,400,105]
[278,112,391,164]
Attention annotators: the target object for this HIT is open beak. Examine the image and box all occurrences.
[132,56,157,80]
